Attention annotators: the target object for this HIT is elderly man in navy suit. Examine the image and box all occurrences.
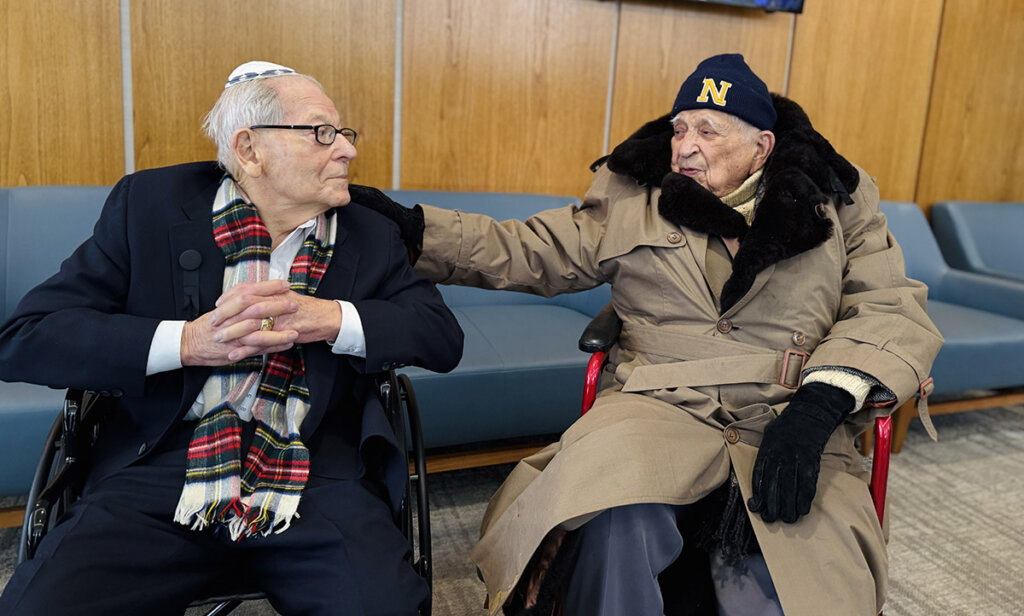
[0,61,463,616]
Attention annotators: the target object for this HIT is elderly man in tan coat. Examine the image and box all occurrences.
[353,54,942,616]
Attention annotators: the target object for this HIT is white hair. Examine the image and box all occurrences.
[203,73,325,174]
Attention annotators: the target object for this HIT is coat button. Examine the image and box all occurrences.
[667,231,682,244]
[716,318,733,334]
[792,331,806,346]
[724,427,740,444]
[138,442,148,456]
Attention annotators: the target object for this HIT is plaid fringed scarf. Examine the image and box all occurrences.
[173,177,336,539]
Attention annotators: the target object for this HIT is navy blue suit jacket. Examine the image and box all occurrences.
[0,161,463,510]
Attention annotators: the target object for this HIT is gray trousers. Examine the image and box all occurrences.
[564,502,783,616]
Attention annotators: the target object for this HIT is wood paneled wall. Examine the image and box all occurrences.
[916,0,1024,208]
[130,0,396,187]
[1,0,1022,207]
[787,0,944,202]
[400,0,617,195]
[610,1,791,148]
[0,0,123,186]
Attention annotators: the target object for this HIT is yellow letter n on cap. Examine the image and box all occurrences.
[696,79,732,107]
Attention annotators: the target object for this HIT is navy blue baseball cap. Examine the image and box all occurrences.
[670,54,776,130]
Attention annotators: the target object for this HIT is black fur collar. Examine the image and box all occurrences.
[598,94,857,313]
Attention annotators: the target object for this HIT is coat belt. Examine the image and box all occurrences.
[619,324,806,392]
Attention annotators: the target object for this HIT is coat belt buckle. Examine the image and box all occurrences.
[779,348,809,390]
[918,376,935,399]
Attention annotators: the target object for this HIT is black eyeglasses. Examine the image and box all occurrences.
[249,124,357,146]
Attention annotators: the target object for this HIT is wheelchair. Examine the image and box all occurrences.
[577,303,892,615]
[18,370,432,616]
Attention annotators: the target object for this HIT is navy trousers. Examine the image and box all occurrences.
[564,503,783,616]
[0,421,427,616]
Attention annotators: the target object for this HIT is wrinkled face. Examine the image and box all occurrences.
[255,77,357,211]
[670,109,770,197]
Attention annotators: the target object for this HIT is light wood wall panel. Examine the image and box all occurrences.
[130,0,396,187]
[787,0,944,202]
[8,0,1024,209]
[400,0,617,196]
[0,0,123,186]
[611,0,792,149]
[916,0,1024,208]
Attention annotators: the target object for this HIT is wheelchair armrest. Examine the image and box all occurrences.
[578,303,622,354]
[870,415,892,526]
[375,370,432,593]
[20,389,112,564]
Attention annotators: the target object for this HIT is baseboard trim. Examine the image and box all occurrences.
[892,388,1024,453]
[0,506,23,529]
[419,442,549,474]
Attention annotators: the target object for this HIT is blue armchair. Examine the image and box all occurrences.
[931,200,1024,283]
[879,201,1024,451]
[0,187,110,496]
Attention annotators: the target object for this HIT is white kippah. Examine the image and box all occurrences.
[224,61,297,88]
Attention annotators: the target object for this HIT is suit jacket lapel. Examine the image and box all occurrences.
[303,217,358,437]
[169,180,223,413]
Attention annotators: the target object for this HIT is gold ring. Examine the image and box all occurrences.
[260,316,275,331]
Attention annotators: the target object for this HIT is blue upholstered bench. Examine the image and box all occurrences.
[0,185,606,496]
[931,201,1024,283]
[384,190,611,452]
[879,201,1024,451]
[0,187,111,496]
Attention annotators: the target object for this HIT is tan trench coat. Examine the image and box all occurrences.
[415,162,942,615]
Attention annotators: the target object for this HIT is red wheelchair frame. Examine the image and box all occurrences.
[578,311,892,528]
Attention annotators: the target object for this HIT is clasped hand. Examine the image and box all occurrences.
[180,279,341,366]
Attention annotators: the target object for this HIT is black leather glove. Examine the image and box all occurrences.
[747,382,855,524]
[348,184,426,263]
